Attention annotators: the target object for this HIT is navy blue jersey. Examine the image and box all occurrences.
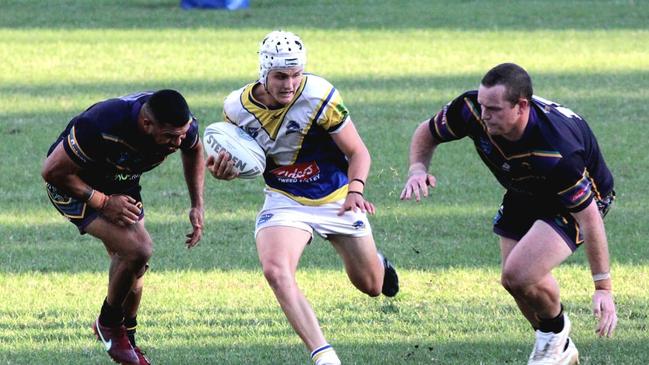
[429,90,614,213]
[47,92,199,194]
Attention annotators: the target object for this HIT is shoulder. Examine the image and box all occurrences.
[301,74,338,99]
[531,96,588,154]
[223,83,253,119]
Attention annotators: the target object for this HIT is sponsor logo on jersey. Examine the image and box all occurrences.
[286,120,301,135]
[571,186,588,203]
[114,173,141,181]
[270,162,320,183]
[479,137,492,154]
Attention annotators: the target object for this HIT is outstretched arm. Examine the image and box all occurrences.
[400,121,439,202]
[181,139,206,248]
[572,200,617,337]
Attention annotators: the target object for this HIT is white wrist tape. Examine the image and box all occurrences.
[592,272,611,282]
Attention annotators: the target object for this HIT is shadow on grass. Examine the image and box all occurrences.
[0,335,646,364]
[2,71,648,120]
[1,0,648,31]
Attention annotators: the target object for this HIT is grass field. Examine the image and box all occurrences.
[1,0,649,364]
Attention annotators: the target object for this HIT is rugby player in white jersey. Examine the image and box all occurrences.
[207,30,399,365]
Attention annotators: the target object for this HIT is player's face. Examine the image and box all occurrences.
[148,121,191,152]
[477,84,525,140]
[265,67,304,106]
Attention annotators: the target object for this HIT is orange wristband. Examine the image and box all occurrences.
[87,190,108,210]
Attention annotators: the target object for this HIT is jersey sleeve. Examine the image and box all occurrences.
[62,117,104,168]
[428,93,474,142]
[549,153,594,212]
[317,87,349,133]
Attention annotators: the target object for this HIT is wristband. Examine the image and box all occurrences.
[87,190,109,210]
[351,178,365,186]
[592,272,611,282]
[347,190,364,197]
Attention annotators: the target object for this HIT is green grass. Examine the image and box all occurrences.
[1,0,649,364]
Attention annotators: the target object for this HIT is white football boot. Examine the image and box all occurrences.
[528,313,579,365]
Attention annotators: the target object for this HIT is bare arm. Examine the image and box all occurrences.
[181,139,206,248]
[572,200,617,337]
[41,141,141,225]
[330,118,375,216]
[400,120,440,201]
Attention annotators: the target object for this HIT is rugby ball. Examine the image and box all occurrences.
[203,122,265,179]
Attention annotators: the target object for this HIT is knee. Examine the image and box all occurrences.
[121,235,153,266]
[358,277,382,297]
[501,267,528,295]
[261,263,294,291]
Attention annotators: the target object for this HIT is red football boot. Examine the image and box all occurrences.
[133,346,152,365]
[92,318,139,365]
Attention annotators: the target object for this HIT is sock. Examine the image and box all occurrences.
[538,305,564,334]
[311,344,341,365]
[124,316,137,347]
[99,298,123,327]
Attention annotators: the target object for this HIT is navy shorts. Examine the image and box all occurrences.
[46,183,144,234]
[493,190,615,252]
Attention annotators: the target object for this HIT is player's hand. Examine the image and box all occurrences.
[592,289,617,337]
[206,151,239,180]
[101,194,141,226]
[400,171,436,202]
[186,206,204,248]
[337,192,375,216]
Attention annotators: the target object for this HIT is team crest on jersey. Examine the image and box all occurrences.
[245,126,260,138]
[270,162,320,183]
[286,120,301,135]
[257,213,273,226]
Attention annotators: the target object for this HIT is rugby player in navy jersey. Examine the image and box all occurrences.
[401,63,616,365]
[207,30,399,365]
[41,89,205,365]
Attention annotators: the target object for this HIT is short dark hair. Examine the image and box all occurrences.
[481,63,533,105]
[146,89,191,127]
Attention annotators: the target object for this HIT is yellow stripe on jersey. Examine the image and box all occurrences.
[319,90,348,131]
[266,184,349,206]
[67,126,93,162]
[240,78,307,140]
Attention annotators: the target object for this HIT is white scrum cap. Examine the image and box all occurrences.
[258,30,306,88]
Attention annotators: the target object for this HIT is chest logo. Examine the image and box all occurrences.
[270,161,320,182]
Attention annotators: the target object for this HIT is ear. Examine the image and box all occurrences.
[141,116,155,133]
[517,98,530,115]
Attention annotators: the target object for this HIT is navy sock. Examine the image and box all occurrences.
[99,298,123,327]
[124,316,137,347]
[538,305,564,334]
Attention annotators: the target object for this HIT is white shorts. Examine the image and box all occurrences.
[254,189,372,239]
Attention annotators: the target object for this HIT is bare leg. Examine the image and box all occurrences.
[256,226,327,352]
[500,220,572,323]
[328,234,383,296]
[86,218,153,311]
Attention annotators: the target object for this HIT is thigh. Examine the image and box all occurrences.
[256,226,312,273]
[503,220,573,287]
[329,234,381,279]
[85,217,152,256]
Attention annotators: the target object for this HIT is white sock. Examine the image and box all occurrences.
[311,344,341,365]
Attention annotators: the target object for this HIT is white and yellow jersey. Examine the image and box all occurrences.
[223,74,350,205]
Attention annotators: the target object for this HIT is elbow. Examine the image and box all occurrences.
[41,159,59,185]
